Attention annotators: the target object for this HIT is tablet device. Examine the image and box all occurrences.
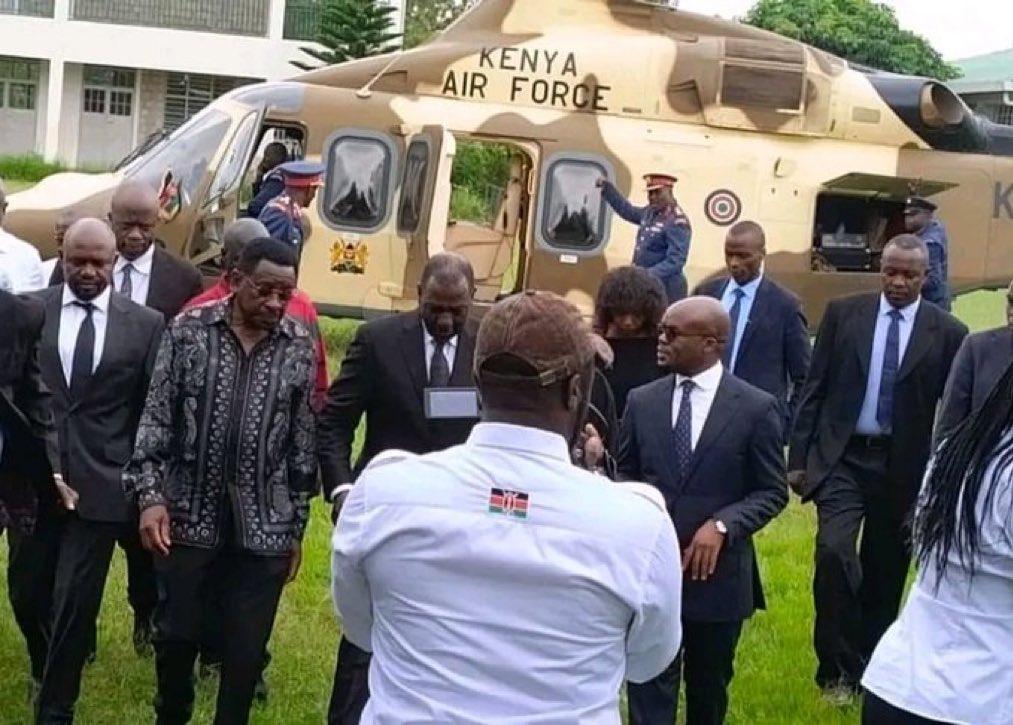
[424,387,480,419]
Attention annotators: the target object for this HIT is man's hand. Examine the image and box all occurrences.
[683,520,725,581]
[583,423,605,470]
[286,541,302,585]
[330,484,354,524]
[139,505,172,557]
[53,474,79,511]
[787,470,807,496]
[595,176,608,189]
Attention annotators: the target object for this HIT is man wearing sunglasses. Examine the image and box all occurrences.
[936,278,1013,441]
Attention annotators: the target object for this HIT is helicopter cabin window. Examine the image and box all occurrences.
[537,156,611,253]
[811,193,907,273]
[322,131,394,233]
[397,138,430,235]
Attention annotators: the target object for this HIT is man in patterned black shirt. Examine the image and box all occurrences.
[124,237,318,725]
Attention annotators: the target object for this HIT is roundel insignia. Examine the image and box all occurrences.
[704,189,742,227]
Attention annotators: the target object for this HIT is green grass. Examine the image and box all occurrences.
[0,295,1004,724]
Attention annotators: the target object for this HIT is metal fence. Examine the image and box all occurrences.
[70,0,270,36]
[0,0,55,18]
[283,0,319,41]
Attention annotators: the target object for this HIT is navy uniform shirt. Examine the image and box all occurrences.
[918,219,951,311]
[258,193,305,251]
[246,168,285,218]
[601,182,692,303]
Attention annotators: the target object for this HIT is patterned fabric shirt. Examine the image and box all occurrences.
[124,299,318,555]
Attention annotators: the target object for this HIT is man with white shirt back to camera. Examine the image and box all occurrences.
[331,289,683,724]
[0,179,45,294]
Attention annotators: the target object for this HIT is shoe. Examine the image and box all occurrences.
[133,615,153,658]
[253,673,268,704]
[28,678,41,706]
[821,681,859,708]
[198,660,221,681]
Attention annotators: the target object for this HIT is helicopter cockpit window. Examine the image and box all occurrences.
[205,110,260,208]
[322,132,393,233]
[397,139,430,235]
[128,108,231,208]
[537,157,611,253]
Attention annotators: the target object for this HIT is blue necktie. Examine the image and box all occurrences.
[876,309,902,433]
[723,288,746,369]
[672,380,695,482]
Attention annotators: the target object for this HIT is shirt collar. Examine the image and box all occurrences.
[115,244,155,275]
[878,293,920,322]
[62,284,111,313]
[424,326,459,350]
[729,270,764,298]
[675,360,723,392]
[467,422,572,463]
[204,297,295,339]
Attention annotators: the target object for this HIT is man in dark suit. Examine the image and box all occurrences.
[695,221,811,435]
[33,219,164,724]
[935,278,1013,440]
[319,252,479,725]
[0,286,73,704]
[788,234,967,705]
[48,182,202,655]
[618,296,788,725]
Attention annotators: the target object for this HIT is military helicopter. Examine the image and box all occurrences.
[7,0,1013,326]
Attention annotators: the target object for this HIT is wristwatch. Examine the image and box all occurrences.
[714,519,728,535]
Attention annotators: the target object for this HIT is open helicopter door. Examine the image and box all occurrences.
[395,125,456,259]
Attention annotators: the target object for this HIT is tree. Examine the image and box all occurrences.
[743,0,961,81]
[403,0,475,49]
[292,0,402,72]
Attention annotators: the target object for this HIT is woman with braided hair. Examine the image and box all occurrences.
[861,361,1013,724]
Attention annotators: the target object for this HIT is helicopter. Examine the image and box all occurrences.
[7,0,1013,327]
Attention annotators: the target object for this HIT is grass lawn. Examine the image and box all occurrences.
[0,291,1004,724]
[2,179,35,194]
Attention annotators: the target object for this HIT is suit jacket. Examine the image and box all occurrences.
[318,311,480,492]
[0,290,61,533]
[936,326,1013,442]
[789,293,967,508]
[34,286,164,523]
[695,276,812,431]
[50,244,203,320]
[617,372,788,622]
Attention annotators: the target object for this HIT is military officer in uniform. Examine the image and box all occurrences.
[597,173,692,303]
[258,160,325,262]
[904,196,950,311]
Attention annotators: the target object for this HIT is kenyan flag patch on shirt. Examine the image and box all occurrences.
[488,488,529,519]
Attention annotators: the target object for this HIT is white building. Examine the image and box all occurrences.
[0,0,405,168]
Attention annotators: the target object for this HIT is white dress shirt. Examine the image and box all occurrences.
[720,271,762,372]
[863,443,1013,724]
[0,228,45,294]
[855,294,920,435]
[113,245,154,306]
[671,361,724,449]
[423,328,457,381]
[332,422,683,724]
[58,285,111,385]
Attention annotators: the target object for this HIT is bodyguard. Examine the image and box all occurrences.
[258,160,325,258]
[597,173,692,303]
[904,196,950,310]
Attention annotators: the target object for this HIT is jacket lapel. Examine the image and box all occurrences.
[736,278,769,360]
[649,376,682,489]
[449,320,477,386]
[682,373,739,487]
[42,288,68,398]
[854,294,880,379]
[897,301,939,382]
[94,292,129,380]
[400,314,427,395]
[146,248,165,309]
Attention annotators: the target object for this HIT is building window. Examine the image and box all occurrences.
[83,88,106,114]
[164,72,257,132]
[83,65,136,89]
[109,90,133,117]
[0,81,5,108]
[8,82,36,110]
[397,139,430,235]
[537,156,612,252]
[322,131,394,232]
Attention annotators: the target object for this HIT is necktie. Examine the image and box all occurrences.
[120,263,134,300]
[429,340,451,387]
[70,301,96,398]
[876,309,903,433]
[723,288,746,369]
[672,380,695,481]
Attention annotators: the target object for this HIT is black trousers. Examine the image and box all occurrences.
[152,542,288,725]
[627,620,743,725]
[812,442,911,688]
[119,528,157,626]
[35,516,140,724]
[6,510,62,682]
[862,691,950,724]
[327,636,372,725]
[198,554,271,678]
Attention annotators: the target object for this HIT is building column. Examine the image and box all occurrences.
[267,0,286,40]
[41,58,64,162]
[53,0,70,21]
